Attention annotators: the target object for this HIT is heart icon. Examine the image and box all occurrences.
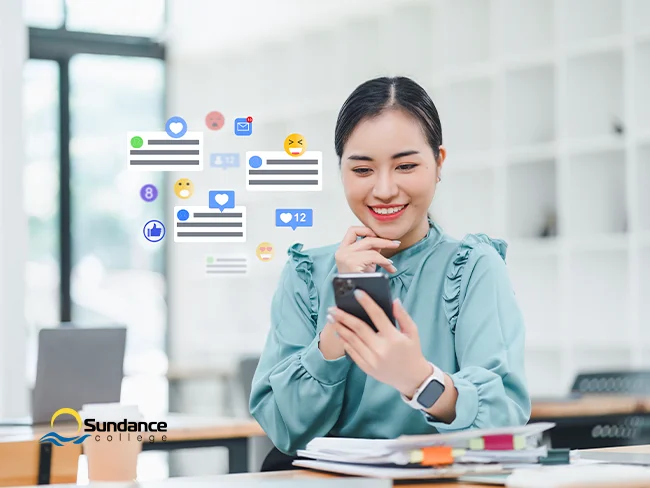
[214,194,229,206]
[280,212,292,224]
[169,122,183,134]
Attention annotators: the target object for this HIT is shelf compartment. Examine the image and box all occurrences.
[639,144,650,232]
[442,0,492,68]
[569,249,630,347]
[566,51,624,141]
[437,77,494,153]
[566,149,627,236]
[633,0,650,37]
[502,0,554,62]
[432,168,496,239]
[635,42,650,134]
[572,348,634,372]
[562,0,622,47]
[507,253,560,348]
[506,158,557,239]
[505,65,555,147]
[382,2,436,79]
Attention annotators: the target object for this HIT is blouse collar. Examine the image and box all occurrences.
[384,218,444,280]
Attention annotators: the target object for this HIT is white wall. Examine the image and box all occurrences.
[0,0,29,417]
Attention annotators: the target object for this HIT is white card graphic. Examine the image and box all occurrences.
[246,151,322,191]
[128,131,203,171]
[205,255,248,276]
[174,206,246,243]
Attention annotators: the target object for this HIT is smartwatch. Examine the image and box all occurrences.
[401,362,446,411]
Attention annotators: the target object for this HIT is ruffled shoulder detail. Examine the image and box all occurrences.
[442,234,508,333]
[287,243,319,324]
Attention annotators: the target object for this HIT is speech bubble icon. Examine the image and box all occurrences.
[275,208,313,230]
[208,190,236,212]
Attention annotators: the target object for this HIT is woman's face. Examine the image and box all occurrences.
[340,109,444,241]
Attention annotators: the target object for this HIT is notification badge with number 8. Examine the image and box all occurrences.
[140,184,158,202]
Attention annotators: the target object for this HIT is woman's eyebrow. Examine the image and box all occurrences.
[347,150,420,161]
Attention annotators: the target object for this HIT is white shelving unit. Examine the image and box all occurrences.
[172,0,649,395]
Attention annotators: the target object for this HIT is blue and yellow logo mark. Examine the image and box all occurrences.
[39,408,90,446]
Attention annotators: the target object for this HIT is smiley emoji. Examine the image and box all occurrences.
[256,242,275,262]
[283,133,307,157]
[174,178,194,199]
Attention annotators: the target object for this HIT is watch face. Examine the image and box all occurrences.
[417,380,445,409]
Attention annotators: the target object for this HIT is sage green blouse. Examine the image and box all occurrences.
[250,221,531,455]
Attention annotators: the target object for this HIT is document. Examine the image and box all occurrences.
[127,131,203,171]
[245,151,322,191]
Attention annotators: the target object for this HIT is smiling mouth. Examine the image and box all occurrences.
[260,254,272,259]
[289,147,302,154]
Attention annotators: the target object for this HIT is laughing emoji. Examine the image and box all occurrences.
[283,133,306,157]
[256,242,274,262]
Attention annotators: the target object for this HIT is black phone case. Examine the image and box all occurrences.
[332,273,396,332]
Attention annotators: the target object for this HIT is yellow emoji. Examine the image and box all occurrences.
[283,133,307,157]
[174,178,194,199]
[256,242,275,262]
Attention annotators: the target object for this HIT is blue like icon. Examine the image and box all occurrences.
[275,209,313,230]
[208,190,236,212]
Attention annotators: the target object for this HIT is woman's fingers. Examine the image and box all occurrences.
[329,306,379,348]
[353,289,398,336]
[356,250,397,273]
[340,226,377,246]
[349,237,400,252]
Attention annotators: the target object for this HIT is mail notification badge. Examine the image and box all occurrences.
[234,116,253,136]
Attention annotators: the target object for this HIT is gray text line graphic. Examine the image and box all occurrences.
[193,212,243,218]
[206,264,247,268]
[205,269,246,274]
[266,159,318,165]
[177,222,242,228]
[248,180,318,185]
[130,150,199,155]
[148,139,200,145]
[213,258,247,262]
[248,169,318,175]
[177,232,244,237]
[130,160,200,165]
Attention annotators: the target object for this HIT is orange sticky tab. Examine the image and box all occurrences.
[421,446,454,466]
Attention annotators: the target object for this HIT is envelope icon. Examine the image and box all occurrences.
[234,118,252,136]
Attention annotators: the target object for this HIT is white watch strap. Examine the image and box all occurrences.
[401,362,445,410]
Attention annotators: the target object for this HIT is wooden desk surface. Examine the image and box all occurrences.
[531,395,650,418]
[0,414,265,444]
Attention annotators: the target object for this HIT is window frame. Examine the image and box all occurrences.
[27,23,167,326]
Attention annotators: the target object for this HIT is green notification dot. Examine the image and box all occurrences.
[130,136,144,148]
[206,256,214,264]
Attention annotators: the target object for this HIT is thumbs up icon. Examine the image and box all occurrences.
[143,220,165,242]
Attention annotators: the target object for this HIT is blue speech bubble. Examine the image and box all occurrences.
[210,153,240,169]
[208,190,236,212]
[275,209,313,230]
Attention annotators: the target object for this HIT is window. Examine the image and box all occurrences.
[24,1,167,414]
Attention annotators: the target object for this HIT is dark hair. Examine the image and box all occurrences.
[334,76,443,163]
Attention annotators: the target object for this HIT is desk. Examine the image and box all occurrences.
[0,414,265,485]
[531,395,650,449]
[7,445,650,488]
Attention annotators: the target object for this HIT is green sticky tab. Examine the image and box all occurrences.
[469,438,485,450]
[513,435,526,450]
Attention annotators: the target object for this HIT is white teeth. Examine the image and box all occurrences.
[372,205,405,215]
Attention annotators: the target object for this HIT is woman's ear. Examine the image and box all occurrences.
[436,145,447,181]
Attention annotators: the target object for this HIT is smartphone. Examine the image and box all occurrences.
[332,272,396,332]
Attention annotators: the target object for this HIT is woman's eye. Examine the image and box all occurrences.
[352,168,372,175]
[397,163,417,171]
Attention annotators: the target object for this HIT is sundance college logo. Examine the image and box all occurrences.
[39,408,168,446]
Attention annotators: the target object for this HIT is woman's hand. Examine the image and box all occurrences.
[328,290,432,398]
[335,227,400,274]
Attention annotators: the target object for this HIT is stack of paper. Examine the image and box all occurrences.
[293,423,555,480]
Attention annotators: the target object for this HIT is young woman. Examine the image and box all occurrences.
[249,76,531,470]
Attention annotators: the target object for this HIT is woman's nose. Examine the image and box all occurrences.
[372,173,399,200]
